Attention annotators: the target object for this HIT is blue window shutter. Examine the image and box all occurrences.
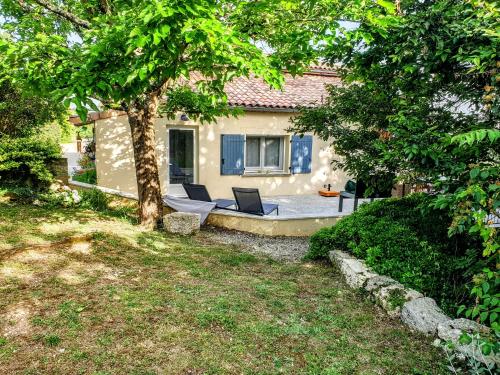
[290,135,312,174]
[221,134,245,175]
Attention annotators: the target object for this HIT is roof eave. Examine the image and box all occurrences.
[231,105,300,113]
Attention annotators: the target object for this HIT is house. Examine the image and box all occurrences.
[92,67,349,200]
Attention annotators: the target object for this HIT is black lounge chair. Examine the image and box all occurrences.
[182,183,236,209]
[232,187,279,216]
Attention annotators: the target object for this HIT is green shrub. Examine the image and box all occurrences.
[80,188,110,211]
[0,185,37,203]
[72,169,97,184]
[0,136,61,188]
[307,194,482,314]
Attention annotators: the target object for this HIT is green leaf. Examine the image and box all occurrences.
[490,312,498,324]
[129,27,141,38]
[160,25,171,35]
[138,67,148,81]
[459,333,472,345]
[480,311,488,323]
[482,282,490,294]
[143,12,154,24]
[153,31,162,45]
[125,71,137,85]
[376,0,396,14]
[481,344,492,356]
[470,168,481,179]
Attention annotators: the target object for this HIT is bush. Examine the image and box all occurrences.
[0,136,61,188]
[307,194,483,314]
[72,169,97,184]
[38,190,81,207]
[80,188,110,211]
[72,155,97,184]
[0,185,37,203]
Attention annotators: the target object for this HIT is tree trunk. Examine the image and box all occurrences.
[127,95,163,229]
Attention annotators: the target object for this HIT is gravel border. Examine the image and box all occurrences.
[198,225,310,262]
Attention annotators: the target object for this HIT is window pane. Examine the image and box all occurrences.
[246,137,260,167]
[264,137,281,167]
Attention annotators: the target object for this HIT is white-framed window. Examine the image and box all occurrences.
[245,136,284,172]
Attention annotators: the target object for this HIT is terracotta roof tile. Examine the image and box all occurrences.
[194,69,340,110]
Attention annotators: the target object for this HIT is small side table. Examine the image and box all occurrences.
[318,190,340,197]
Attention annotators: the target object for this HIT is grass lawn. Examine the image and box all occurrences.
[0,201,447,374]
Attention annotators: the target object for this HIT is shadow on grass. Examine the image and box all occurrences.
[0,199,138,251]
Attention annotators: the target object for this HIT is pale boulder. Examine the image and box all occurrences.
[364,275,398,292]
[372,283,423,318]
[438,319,498,367]
[328,250,377,288]
[163,212,201,235]
[401,297,451,335]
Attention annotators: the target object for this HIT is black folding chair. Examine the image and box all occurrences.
[231,187,279,216]
[338,180,392,212]
[338,180,373,212]
[182,183,236,209]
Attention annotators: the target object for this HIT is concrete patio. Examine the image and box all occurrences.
[206,194,378,236]
[213,194,370,219]
[68,180,375,237]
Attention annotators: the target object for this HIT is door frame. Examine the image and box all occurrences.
[167,126,198,196]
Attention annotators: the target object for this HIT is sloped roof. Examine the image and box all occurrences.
[69,68,340,124]
[196,68,340,110]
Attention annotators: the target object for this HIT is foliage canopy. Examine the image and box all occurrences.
[0,80,69,139]
[292,0,499,351]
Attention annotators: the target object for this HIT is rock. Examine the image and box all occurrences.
[328,250,354,262]
[329,250,377,288]
[405,288,424,301]
[373,284,405,317]
[71,190,81,203]
[373,284,424,318]
[401,297,451,335]
[438,319,498,367]
[446,318,490,335]
[364,275,398,292]
[163,212,200,235]
[49,181,62,192]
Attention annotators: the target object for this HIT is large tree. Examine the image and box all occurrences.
[1,0,287,227]
[291,0,499,336]
[0,0,395,227]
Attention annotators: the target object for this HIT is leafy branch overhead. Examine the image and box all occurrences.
[0,0,403,118]
[3,1,271,118]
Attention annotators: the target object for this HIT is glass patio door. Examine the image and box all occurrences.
[168,129,195,195]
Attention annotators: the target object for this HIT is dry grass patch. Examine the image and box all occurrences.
[0,203,447,374]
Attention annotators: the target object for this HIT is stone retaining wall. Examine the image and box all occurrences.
[329,250,498,367]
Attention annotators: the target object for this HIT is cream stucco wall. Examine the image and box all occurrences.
[95,111,348,198]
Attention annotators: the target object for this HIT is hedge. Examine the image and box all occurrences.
[307,194,483,315]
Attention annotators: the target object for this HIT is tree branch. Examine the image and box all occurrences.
[99,0,111,15]
[30,0,91,29]
[16,0,33,12]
